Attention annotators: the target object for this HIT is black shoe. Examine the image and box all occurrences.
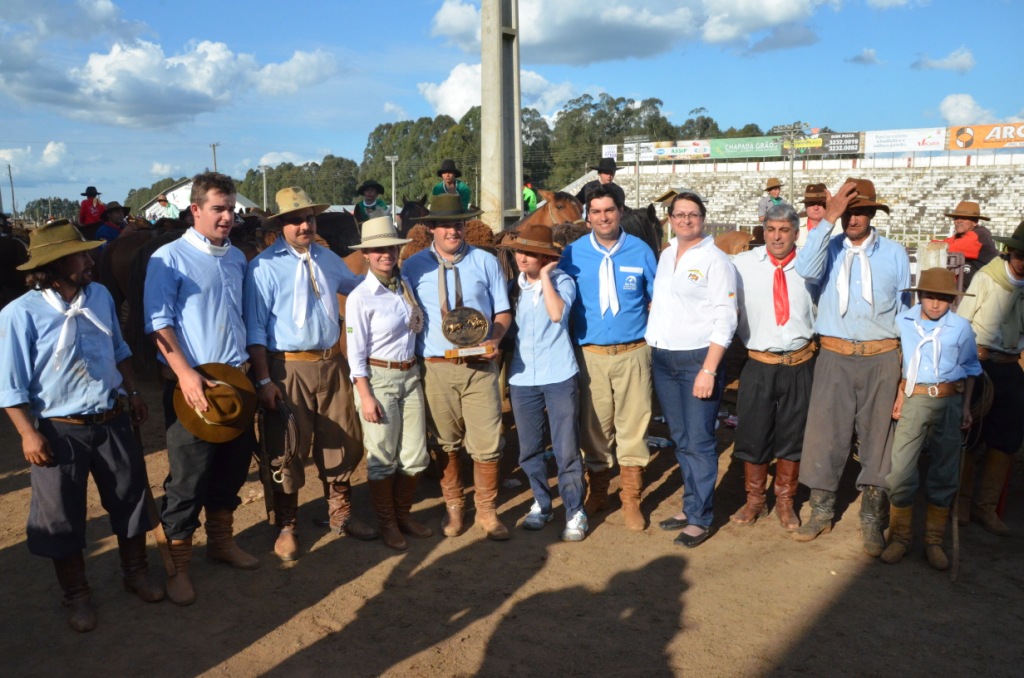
[673,527,711,548]
[659,516,689,531]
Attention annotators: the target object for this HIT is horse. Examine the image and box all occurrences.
[0,236,29,309]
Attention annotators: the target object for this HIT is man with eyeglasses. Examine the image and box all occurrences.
[152,194,180,220]
[792,179,910,557]
[402,193,512,540]
[244,187,373,561]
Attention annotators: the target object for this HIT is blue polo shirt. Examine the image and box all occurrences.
[509,270,578,386]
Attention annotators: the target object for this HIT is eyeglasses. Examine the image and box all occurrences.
[670,212,703,221]
[281,214,316,225]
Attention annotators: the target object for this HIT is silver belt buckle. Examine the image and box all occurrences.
[927,384,939,398]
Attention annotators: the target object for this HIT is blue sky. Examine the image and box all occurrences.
[1,0,1022,209]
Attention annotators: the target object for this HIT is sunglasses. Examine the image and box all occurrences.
[281,213,316,225]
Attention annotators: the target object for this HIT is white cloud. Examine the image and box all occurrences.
[151,162,172,176]
[255,50,338,96]
[430,0,480,52]
[41,142,66,167]
[384,101,409,119]
[260,152,316,167]
[866,0,916,7]
[912,46,975,74]
[0,142,70,183]
[938,94,998,125]
[746,24,819,53]
[847,48,880,65]
[702,0,826,44]
[520,71,575,115]
[419,63,576,119]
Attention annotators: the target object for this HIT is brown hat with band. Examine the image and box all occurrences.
[902,267,972,297]
[802,183,828,203]
[764,178,783,191]
[17,219,103,271]
[420,193,483,221]
[500,222,561,258]
[172,363,257,443]
[944,201,989,221]
[844,177,890,215]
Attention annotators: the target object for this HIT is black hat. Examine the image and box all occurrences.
[437,159,462,178]
[590,157,620,174]
[994,220,1024,253]
[81,186,101,197]
[357,179,385,196]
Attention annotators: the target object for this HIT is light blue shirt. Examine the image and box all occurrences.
[796,220,910,341]
[144,229,249,367]
[244,241,360,352]
[404,244,511,358]
[560,231,656,346]
[0,285,131,418]
[898,305,982,384]
[509,270,578,386]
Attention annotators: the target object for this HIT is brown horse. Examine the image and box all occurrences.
[0,236,29,309]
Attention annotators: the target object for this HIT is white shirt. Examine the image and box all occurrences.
[646,235,737,351]
[733,246,818,352]
[345,275,417,380]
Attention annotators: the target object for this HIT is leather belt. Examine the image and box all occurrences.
[271,344,342,362]
[977,346,1021,363]
[423,356,487,365]
[48,400,124,426]
[899,379,965,398]
[581,339,647,356]
[819,336,899,357]
[747,340,817,366]
[368,358,416,371]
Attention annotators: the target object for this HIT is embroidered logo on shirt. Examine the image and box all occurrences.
[687,269,704,282]
[623,275,638,291]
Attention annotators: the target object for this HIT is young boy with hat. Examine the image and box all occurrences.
[353,180,391,224]
[432,159,473,210]
[574,157,625,209]
[882,267,981,569]
[758,178,792,225]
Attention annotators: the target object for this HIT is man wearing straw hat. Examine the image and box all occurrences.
[244,187,375,561]
[403,193,512,540]
[0,220,161,631]
[943,201,998,288]
[757,178,791,225]
[954,220,1024,536]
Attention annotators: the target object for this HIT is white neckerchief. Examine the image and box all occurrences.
[837,229,877,316]
[590,229,625,317]
[905,318,943,396]
[183,228,231,257]
[286,243,334,329]
[518,273,541,307]
[41,288,113,371]
[1007,261,1024,288]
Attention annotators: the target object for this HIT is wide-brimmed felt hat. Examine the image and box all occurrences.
[844,177,890,215]
[267,187,330,224]
[172,363,257,443]
[764,178,783,191]
[420,193,483,221]
[17,219,103,271]
[351,216,411,249]
[945,201,989,221]
[903,267,971,297]
[499,222,561,258]
[802,183,827,203]
[357,179,385,196]
[101,201,129,219]
[81,186,101,197]
[591,157,620,174]
[437,159,462,178]
[993,220,1024,252]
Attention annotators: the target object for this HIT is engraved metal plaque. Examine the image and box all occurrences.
[442,306,493,358]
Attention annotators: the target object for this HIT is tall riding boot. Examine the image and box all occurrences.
[53,552,96,632]
[166,537,195,606]
[792,489,835,542]
[773,459,801,530]
[730,462,769,526]
[326,481,379,540]
[117,534,165,602]
[368,476,407,550]
[957,451,976,526]
[619,466,646,532]
[438,451,466,537]
[972,448,1012,536]
[473,460,510,540]
[273,492,300,561]
[880,504,914,564]
[925,504,951,570]
[394,473,433,538]
[584,467,612,516]
[859,486,889,557]
[205,509,261,569]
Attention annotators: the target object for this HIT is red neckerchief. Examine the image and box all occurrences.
[768,248,798,325]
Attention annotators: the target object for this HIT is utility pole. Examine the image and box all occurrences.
[623,135,649,209]
[7,164,17,222]
[385,155,398,214]
[210,142,221,173]
[775,123,808,203]
[259,165,270,210]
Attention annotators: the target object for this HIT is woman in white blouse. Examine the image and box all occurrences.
[646,192,738,548]
[346,216,431,551]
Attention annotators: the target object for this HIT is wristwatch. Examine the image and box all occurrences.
[256,377,272,388]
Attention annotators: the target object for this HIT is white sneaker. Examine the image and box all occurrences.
[522,501,552,530]
[561,510,588,542]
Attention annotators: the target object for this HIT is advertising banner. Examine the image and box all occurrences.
[622,141,656,162]
[651,140,711,160]
[864,128,945,153]
[602,144,618,161]
[782,132,861,155]
[947,122,1024,150]
[709,136,782,159]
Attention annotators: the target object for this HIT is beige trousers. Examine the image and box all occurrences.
[421,359,503,463]
[576,345,652,471]
[354,364,429,481]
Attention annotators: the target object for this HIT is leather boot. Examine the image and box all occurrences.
[473,460,510,540]
[880,504,914,564]
[583,467,612,516]
[957,451,976,526]
[117,534,165,602]
[394,473,433,538]
[326,481,379,540]
[369,476,408,551]
[53,552,96,632]
[273,492,300,561]
[438,451,466,537]
[792,489,835,542]
[859,486,889,557]
[925,504,951,571]
[619,465,646,532]
[971,448,1012,536]
[730,462,769,526]
[166,537,195,606]
[773,459,801,530]
[205,509,261,569]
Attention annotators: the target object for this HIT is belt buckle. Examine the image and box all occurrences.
[927,384,939,398]
[322,347,332,360]
[780,352,793,366]
[850,341,864,356]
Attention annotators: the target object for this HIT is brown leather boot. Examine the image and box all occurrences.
[438,451,466,537]
[972,448,1012,536]
[773,459,801,530]
[394,472,433,538]
[730,462,769,526]
[166,537,196,606]
[205,509,261,569]
[326,482,379,541]
[925,504,951,571]
[880,504,914,564]
[619,466,646,532]
[273,492,300,561]
[473,460,510,540]
[957,451,976,526]
[117,534,165,602]
[53,552,96,632]
[583,467,612,516]
[369,476,407,551]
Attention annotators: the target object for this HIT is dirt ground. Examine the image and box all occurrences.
[2,365,1023,677]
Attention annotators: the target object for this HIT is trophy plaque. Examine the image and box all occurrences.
[442,306,494,359]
